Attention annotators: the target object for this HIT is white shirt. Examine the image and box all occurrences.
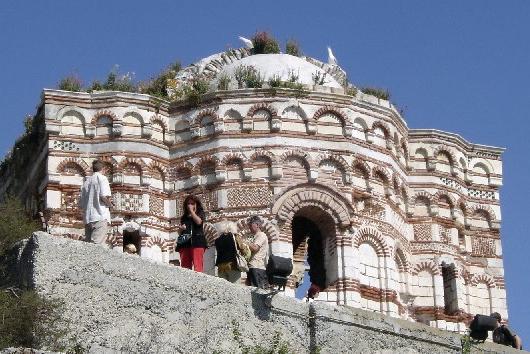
[247,231,269,270]
[80,172,112,224]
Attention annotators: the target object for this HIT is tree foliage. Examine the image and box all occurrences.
[251,31,280,55]
[0,196,39,256]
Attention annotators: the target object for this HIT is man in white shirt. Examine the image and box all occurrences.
[80,160,113,246]
[245,215,269,288]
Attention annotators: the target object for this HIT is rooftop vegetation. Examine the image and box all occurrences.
[251,31,280,55]
[285,39,301,57]
[360,86,390,100]
[52,32,400,109]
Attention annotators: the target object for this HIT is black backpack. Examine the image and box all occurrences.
[494,325,517,348]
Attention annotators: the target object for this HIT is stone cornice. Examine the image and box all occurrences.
[42,89,170,115]
[409,129,505,156]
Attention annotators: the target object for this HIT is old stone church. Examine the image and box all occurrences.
[0,46,506,333]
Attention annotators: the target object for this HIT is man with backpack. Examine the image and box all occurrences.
[491,312,523,350]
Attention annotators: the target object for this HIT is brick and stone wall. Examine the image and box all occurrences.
[6,232,520,354]
[0,51,508,331]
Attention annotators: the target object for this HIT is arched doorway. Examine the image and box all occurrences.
[291,206,337,300]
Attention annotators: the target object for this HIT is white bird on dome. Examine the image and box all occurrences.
[327,47,338,65]
[239,36,254,49]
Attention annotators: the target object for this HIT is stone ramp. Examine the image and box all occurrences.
[7,232,521,353]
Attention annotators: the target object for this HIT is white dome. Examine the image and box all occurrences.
[213,54,342,89]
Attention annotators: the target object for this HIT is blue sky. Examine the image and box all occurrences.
[1,0,529,341]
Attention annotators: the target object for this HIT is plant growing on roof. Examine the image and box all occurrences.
[167,77,210,107]
[234,65,264,89]
[268,74,282,88]
[88,66,138,93]
[287,69,299,83]
[361,86,390,100]
[346,86,358,97]
[311,71,328,86]
[140,60,181,99]
[251,31,280,54]
[285,39,301,57]
[217,72,231,91]
[57,74,83,92]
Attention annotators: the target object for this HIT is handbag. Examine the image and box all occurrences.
[232,234,249,272]
[177,227,192,246]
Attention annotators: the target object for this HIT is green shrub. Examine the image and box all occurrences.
[0,111,46,204]
[251,31,280,55]
[361,86,390,100]
[0,289,68,350]
[88,80,103,91]
[187,78,209,106]
[170,78,210,106]
[88,66,137,93]
[0,196,39,257]
[346,86,358,96]
[140,60,181,98]
[268,74,282,88]
[234,65,264,89]
[58,75,82,92]
[311,71,327,86]
[285,40,301,57]
[217,72,231,91]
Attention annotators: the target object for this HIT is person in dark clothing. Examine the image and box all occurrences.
[214,220,241,283]
[176,195,207,272]
[491,312,522,350]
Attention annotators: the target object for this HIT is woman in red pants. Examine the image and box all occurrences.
[176,195,207,272]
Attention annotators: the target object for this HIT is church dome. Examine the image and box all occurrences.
[212,53,343,89]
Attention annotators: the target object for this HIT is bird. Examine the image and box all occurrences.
[327,47,338,65]
[239,36,254,49]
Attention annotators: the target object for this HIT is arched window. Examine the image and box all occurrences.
[174,120,191,143]
[317,112,343,136]
[60,111,85,136]
[122,113,142,136]
[96,116,112,136]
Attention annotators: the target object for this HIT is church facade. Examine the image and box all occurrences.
[0,48,507,332]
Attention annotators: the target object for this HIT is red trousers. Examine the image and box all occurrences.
[179,247,205,272]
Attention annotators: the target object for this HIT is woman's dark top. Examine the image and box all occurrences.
[178,211,207,249]
[214,232,237,265]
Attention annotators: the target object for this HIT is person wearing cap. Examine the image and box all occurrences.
[491,312,522,350]
[244,216,269,288]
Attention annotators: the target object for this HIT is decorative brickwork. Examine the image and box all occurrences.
[471,237,496,257]
[413,224,432,241]
[91,110,118,125]
[115,193,143,212]
[439,226,451,244]
[149,195,164,216]
[52,140,80,152]
[468,188,496,200]
[412,261,441,276]
[61,191,80,211]
[227,186,272,208]
[353,225,391,256]
[57,158,89,176]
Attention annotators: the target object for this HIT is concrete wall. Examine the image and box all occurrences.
[7,232,519,354]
